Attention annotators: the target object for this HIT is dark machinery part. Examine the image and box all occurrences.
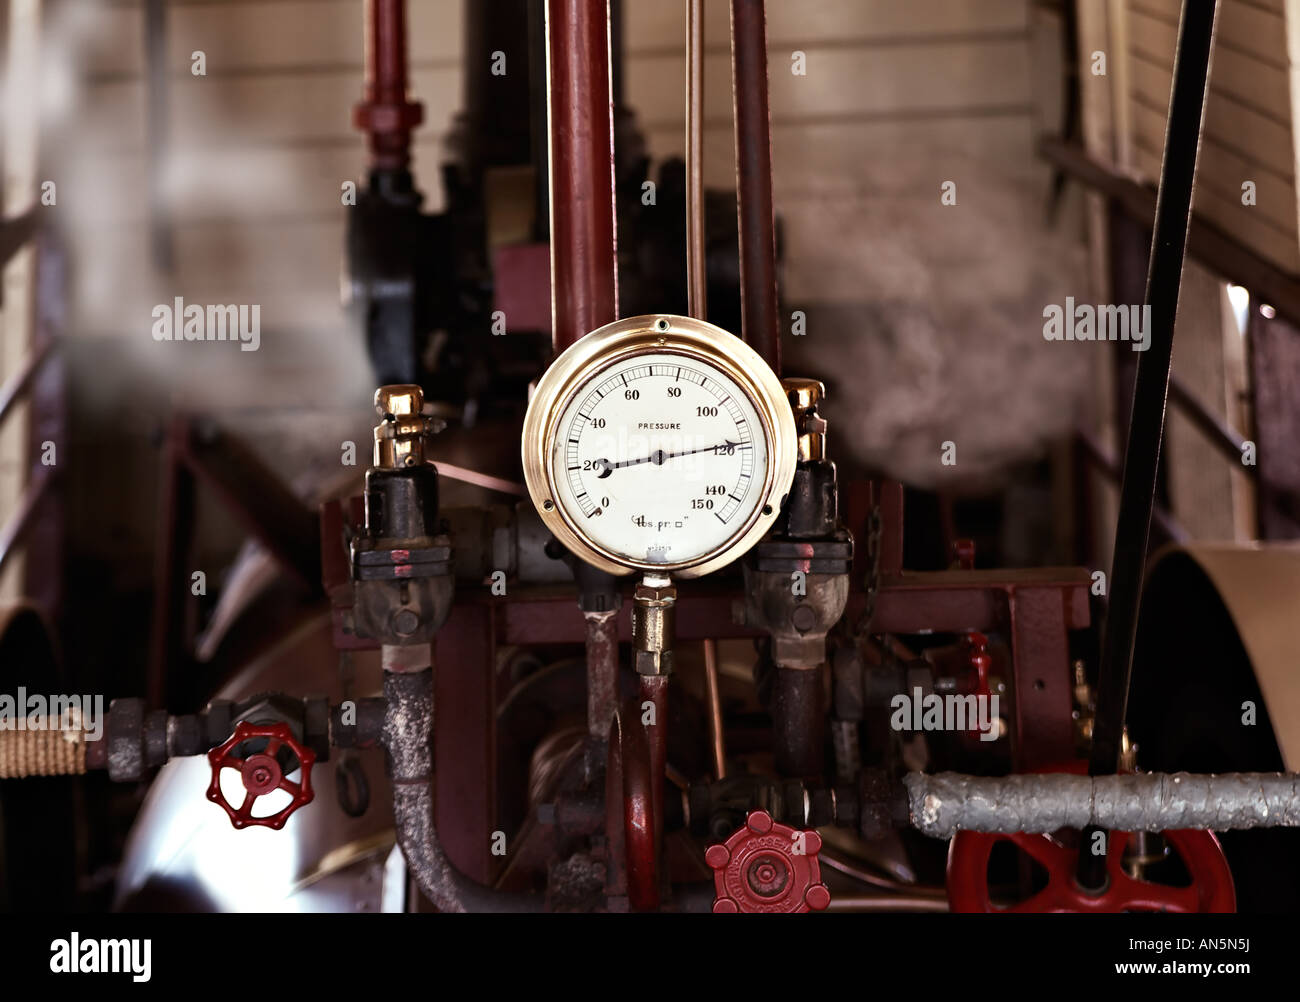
[348,0,546,401]
[568,553,623,773]
[93,692,348,782]
[830,645,865,783]
[350,386,454,650]
[741,379,852,778]
[342,381,539,910]
[347,0,438,386]
[1081,0,1220,891]
[347,0,748,407]
[686,773,866,841]
[335,754,372,818]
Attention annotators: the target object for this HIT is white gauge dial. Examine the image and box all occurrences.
[523,315,797,578]
[550,352,769,567]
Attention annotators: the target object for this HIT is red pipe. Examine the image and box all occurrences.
[730,0,781,374]
[354,0,423,171]
[546,0,619,351]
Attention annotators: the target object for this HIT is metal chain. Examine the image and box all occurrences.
[853,505,883,638]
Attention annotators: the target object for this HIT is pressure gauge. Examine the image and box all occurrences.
[522,314,797,578]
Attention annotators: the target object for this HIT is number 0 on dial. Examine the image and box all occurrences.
[522,315,797,578]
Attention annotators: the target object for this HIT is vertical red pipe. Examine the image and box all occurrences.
[355,0,423,171]
[729,0,781,374]
[546,0,619,351]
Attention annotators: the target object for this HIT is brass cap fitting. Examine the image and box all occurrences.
[374,384,429,469]
[783,378,828,462]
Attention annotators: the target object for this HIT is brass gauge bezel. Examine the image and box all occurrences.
[522,314,797,579]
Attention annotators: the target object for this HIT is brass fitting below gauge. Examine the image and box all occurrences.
[373,384,444,469]
[783,377,827,463]
[633,575,677,676]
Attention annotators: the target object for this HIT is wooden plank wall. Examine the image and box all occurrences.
[1107,0,1266,541]
[0,0,40,601]
[49,0,1071,563]
[60,0,462,409]
[629,0,1040,309]
[56,0,1045,380]
[1123,0,1300,273]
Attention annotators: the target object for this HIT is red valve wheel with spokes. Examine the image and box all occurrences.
[206,721,316,830]
[946,761,1235,913]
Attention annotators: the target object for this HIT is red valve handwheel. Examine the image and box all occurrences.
[946,761,1235,912]
[706,809,831,913]
[206,721,316,830]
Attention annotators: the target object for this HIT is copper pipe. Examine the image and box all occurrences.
[624,674,669,911]
[826,894,950,913]
[819,852,947,897]
[639,674,669,843]
[702,638,726,779]
[545,0,619,351]
[729,0,780,373]
[686,0,707,320]
[617,704,659,910]
[431,462,527,496]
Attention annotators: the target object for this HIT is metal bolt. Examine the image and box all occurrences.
[392,608,420,637]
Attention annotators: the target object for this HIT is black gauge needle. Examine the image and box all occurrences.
[592,441,737,478]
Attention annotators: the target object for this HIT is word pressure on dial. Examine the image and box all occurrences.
[522,315,797,578]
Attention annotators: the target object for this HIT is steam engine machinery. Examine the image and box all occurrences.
[6,0,1300,917]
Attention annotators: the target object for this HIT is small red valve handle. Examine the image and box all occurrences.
[962,631,992,699]
[206,721,316,830]
[958,631,995,739]
[706,809,831,913]
[946,761,1235,913]
[951,538,976,571]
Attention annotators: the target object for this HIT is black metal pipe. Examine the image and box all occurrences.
[772,666,824,778]
[1079,0,1219,891]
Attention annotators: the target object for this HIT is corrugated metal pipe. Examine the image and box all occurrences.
[906,771,1300,839]
[383,668,542,912]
